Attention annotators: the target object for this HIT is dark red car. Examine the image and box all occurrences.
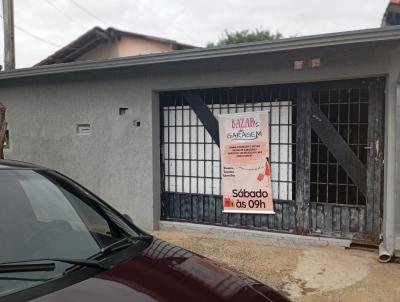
[0,160,290,302]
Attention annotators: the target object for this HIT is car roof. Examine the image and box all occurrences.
[0,160,48,170]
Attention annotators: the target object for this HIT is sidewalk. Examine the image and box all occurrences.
[154,229,400,302]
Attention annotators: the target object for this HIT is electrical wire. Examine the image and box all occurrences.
[0,15,86,52]
[68,0,111,27]
[0,2,113,65]
[0,15,61,48]
[44,0,87,28]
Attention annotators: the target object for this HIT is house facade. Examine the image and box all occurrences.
[1,26,400,260]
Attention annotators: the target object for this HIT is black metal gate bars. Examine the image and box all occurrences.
[160,79,384,243]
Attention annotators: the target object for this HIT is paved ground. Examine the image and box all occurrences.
[154,229,400,302]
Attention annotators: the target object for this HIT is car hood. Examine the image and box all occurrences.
[32,238,290,302]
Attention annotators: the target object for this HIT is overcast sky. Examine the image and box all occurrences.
[1,0,390,68]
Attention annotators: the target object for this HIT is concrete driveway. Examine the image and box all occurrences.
[154,229,400,302]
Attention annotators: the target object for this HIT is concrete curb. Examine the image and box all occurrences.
[159,221,351,248]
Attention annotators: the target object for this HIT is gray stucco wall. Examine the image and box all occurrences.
[3,77,159,230]
[1,40,399,251]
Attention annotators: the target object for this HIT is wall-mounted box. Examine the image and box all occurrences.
[310,58,321,68]
[294,60,304,70]
[76,123,91,134]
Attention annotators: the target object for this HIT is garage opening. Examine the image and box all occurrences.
[160,79,384,243]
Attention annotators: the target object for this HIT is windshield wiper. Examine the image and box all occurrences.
[0,258,111,273]
[62,235,153,275]
[100,235,153,256]
[0,236,153,275]
[0,263,56,274]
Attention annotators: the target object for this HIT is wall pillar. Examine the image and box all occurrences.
[151,91,161,230]
[395,79,400,255]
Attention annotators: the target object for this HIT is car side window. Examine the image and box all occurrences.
[18,171,114,238]
[18,175,84,226]
[61,189,113,237]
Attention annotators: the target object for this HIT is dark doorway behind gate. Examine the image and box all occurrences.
[160,78,384,244]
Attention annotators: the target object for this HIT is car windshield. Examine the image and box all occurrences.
[0,169,139,298]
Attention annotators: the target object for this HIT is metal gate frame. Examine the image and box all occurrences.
[160,78,385,243]
[296,79,384,242]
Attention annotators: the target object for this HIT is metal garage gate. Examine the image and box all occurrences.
[160,78,384,243]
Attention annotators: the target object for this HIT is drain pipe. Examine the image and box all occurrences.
[378,75,400,263]
[378,243,392,263]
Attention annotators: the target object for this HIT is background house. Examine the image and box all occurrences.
[382,0,400,26]
[36,27,195,66]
